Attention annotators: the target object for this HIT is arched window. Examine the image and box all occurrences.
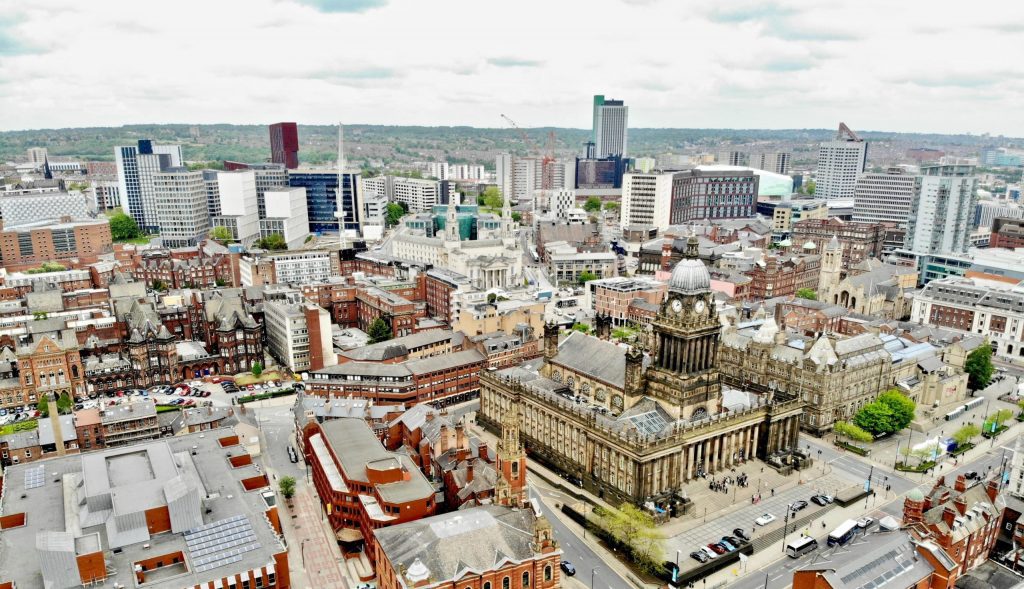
[580,383,591,397]
[522,571,530,587]
[566,376,575,390]
[484,583,491,589]
[502,577,510,589]
[551,371,562,383]
[512,462,519,477]
[544,566,552,581]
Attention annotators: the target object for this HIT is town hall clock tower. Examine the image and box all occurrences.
[637,233,722,420]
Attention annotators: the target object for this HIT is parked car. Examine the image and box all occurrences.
[964,471,980,480]
[719,538,737,551]
[856,516,875,528]
[560,562,576,576]
[723,535,742,547]
[791,500,808,512]
[708,543,727,555]
[810,495,828,506]
[755,513,777,526]
[288,446,299,463]
[689,551,708,563]
[733,528,751,542]
[699,546,718,560]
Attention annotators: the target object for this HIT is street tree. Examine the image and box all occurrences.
[577,270,599,284]
[279,476,296,500]
[56,392,73,414]
[795,288,817,300]
[385,203,406,226]
[367,318,393,344]
[255,233,287,250]
[481,186,504,209]
[251,362,263,378]
[877,390,916,430]
[36,397,49,417]
[852,401,897,435]
[583,196,602,213]
[109,211,142,241]
[964,344,994,391]
[600,503,665,573]
[984,409,1014,434]
[951,423,981,447]
[571,323,591,334]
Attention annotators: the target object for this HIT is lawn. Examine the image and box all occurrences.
[0,419,38,436]
[234,370,284,387]
[115,235,155,245]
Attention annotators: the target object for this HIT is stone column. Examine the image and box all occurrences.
[687,444,695,480]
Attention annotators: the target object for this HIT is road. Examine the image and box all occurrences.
[728,433,1019,589]
[529,485,631,589]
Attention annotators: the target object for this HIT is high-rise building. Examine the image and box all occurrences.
[26,147,48,166]
[115,140,182,233]
[213,170,260,245]
[260,187,310,249]
[905,164,979,255]
[495,155,568,201]
[816,123,868,200]
[358,176,440,213]
[621,171,675,229]
[202,169,221,217]
[287,169,361,234]
[246,163,289,219]
[592,95,628,157]
[853,166,918,226]
[269,122,299,169]
[427,161,449,180]
[669,168,759,224]
[717,150,747,166]
[152,167,211,248]
[749,152,792,175]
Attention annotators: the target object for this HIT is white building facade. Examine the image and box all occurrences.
[853,167,918,226]
[816,125,868,200]
[621,171,674,230]
[152,167,210,248]
[213,170,260,245]
[906,164,979,255]
[261,187,310,249]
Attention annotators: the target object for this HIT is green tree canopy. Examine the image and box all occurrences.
[209,226,234,244]
[278,476,296,499]
[56,392,73,414]
[603,201,620,211]
[853,401,897,435]
[577,270,599,284]
[480,186,504,209]
[385,203,407,227]
[965,344,994,391]
[877,390,916,430]
[367,317,393,344]
[251,362,263,378]
[795,288,817,300]
[583,196,602,213]
[109,212,142,241]
[255,233,287,250]
[834,420,873,444]
[984,409,1014,433]
[511,211,522,223]
[599,503,665,572]
[571,323,591,334]
[36,397,49,417]
[952,423,981,447]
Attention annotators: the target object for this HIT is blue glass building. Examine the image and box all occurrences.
[287,170,361,234]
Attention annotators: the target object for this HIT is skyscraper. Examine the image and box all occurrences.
[287,169,361,234]
[905,164,979,255]
[853,167,918,226]
[816,123,868,200]
[269,122,299,169]
[152,167,211,248]
[621,171,675,230]
[592,95,628,158]
[749,152,792,175]
[115,139,183,233]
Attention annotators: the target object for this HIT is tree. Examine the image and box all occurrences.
[480,185,504,210]
[577,270,599,284]
[583,196,602,213]
[965,344,994,391]
[984,409,1014,434]
[877,390,916,431]
[215,278,227,287]
[384,203,407,227]
[511,212,522,223]
[952,423,981,447]
[834,421,872,444]
[209,226,234,244]
[603,201,620,212]
[571,323,591,334]
[852,401,897,435]
[255,233,288,250]
[367,317,393,344]
[36,397,49,418]
[599,503,665,572]
[109,211,142,241]
[56,392,73,414]
[612,327,635,342]
[279,476,296,500]
[795,288,817,300]
[251,362,263,378]
[804,180,816,195]
[151,279,167,291]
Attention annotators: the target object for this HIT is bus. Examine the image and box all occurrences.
[786,536,818,558]
[944,406,966,421]
[964,397,984,411]
[828,520,859,546]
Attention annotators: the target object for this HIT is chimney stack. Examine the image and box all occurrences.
[942,506,957,529]
[466,463,474,483]
[954,475,967,493]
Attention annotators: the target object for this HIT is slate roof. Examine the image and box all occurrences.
[551,331,626,389]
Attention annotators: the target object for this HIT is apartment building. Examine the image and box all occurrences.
[621,171,674,230]
[264,290,335,372]
[152,167,211,248]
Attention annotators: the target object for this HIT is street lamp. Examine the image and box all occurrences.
[781,502,793,553]
[591,568,596,589]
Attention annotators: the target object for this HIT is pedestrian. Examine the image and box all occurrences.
[771,488,775,497]
[822,521,826,529]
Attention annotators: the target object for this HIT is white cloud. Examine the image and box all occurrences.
[0,0,1021,135]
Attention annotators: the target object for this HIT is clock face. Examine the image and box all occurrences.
[671,298,683,313]
[695,300,706,314]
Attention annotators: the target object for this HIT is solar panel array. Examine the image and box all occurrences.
[628,411,667,436]
[24,465,45,489]
[184,515,261,573]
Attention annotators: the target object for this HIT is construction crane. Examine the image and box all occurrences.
[500,114,558,189]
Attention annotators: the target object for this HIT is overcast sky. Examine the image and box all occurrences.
[1,0,1022,135]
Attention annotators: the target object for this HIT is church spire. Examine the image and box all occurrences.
[444,195,460,242]
[501,187,513,238]
[496,405,526,507]
[684,227,699,259]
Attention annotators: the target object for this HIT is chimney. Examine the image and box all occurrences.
[954,475,967,493]
[439,425,450,453]
[426,412,435,422]
[466,462,474,483]
[953,494,968,515]
[47,396,66,457]
[986,479,1001,502]
[455,423,466,449]
[478,442,489,462]
[942,506,957,529]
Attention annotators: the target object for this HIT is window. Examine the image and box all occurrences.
[544,566,552,581]
[503,578,510,589]
[522,571,530,587]
[483,583,491,589]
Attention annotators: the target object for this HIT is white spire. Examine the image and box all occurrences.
[336,123,350,250]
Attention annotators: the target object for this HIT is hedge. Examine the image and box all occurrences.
[896,460,936,473]
[835,440,870,456]
[238,388,295,405]
[949,443,974,456]
[156,405,182,413]
[982,425,1010,439]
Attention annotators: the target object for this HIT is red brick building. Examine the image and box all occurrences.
[115,242,237,289]
[302,417,436,566]
[791,218,886,270]
[745,253,821,300]
[990,217,1024,250]
[0,218,112,272]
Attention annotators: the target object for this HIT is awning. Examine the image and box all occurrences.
[337,528,364,542]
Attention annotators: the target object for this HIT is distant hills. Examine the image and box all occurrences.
[0,124,1003,169]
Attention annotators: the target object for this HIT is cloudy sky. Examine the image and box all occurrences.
[1,0,1022,135]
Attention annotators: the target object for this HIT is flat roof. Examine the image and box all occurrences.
[0,430,285,589]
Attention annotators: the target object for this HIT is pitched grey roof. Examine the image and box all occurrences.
[405,349,485,374]
[551,331,626,389]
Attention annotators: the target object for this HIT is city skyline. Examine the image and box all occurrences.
[1,0,1022,135]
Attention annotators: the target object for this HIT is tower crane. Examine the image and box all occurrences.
[500,114,558,189]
